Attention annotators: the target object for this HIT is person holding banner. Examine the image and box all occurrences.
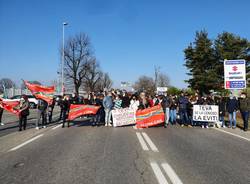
[218,96,226,128]
[130,95,139,112]
[0,99,4,126]
[239,92,250,131]
[14,95,30,131]
[62,95,71,128]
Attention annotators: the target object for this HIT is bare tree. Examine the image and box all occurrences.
[133,76,155,95]
[83,58,102,92]
[157,73,170,87]
[0,78,15,93]
[96,72,113,91]
[63,33,92,95]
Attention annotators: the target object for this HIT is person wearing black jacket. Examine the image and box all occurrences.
[48,98,55,124]
[121,92,130,108]
[218,96,226,128]
[0,99,4,126]
[93,94,104,126]
[161,95,171,128]
[14,95,30,131]
[226,96,239,129]
[62,95,71,128]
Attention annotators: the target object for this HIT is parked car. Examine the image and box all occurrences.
[5,95,38,109]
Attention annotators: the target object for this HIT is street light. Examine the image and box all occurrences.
[62,22,68,95]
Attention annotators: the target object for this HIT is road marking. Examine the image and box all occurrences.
[136,132,149,151]
[150,162,169,184]
[161,163,183,184]
[52,124,62,130]
[212,128,250,142]
[142,132,159,152]
[9,134,44,152]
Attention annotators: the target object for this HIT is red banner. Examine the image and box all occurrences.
[0,98,20,116]
[68,104,101,121]
[24,80,55,104]
[136,105,165,128]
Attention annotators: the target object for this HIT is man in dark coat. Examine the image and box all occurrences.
[239,93,250,131]
[226,95,239,129]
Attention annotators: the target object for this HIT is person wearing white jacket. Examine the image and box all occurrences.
[130,95,139,112]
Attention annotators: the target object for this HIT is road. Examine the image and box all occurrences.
[0,114,249,184]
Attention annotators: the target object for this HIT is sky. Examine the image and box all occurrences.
[0,0,250,89]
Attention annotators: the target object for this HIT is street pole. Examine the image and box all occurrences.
[62,22,68,95]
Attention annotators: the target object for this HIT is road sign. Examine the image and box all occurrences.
[224,59,246,89]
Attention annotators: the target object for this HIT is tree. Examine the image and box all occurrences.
[214,32,250,87]
[184,30,220,94]
[96,72,113,91]
[157,73,170,87]
[133,76,155,95]
[83,58,102,92]
[63,33,92,95]
[0,78,15,93]
[167,87,182,96]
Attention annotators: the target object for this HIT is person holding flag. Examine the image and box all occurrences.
[14,95,30,131]
[61,95,71,128]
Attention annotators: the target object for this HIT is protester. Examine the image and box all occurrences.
[178,92,189,127]
[0,99,4,126]
[114,95,122,109]
[58,96,64,121]
[130,95,140,112]
[71,93,79,104]
[169,96,178,125]
[36,98,48,129]
[187,96,196,127]
[239,92,250,131]
[226,95,239,129]
[14,95,30,131]
[138,92,149,110]
[148,95,154,107]
[62,95,71,128]
[93,94,104,126]
[121,92,130,108]
[103,92,113,126]
[217,96,226,128]
[48,98,55,124]
[161,94,171,128]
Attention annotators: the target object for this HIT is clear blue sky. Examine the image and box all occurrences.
[0,0,250,88]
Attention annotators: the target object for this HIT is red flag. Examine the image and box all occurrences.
[136,105,165,128]
[24,80,55,104]
[0,98,20,116]
[68,104,100,121]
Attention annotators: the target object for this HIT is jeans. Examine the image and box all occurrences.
[179,110,188,125]
[241,111,249,130]
[170,109,177,124]
[105,109,112,124]
[37,110,47,127]
[19,115,27,131]
[219,116,225,126]
[229,111,237,127]
[164,108,170,126]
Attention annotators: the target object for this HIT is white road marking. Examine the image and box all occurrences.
[142,132,159,152]
[161,163,183,184]
[150,162,169,184]
[52,124,62,130]
[212,128,250,142]
[9,134,44,152]
[136,132,149,151]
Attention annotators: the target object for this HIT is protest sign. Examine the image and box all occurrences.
[193,105,219,122]
[136,105,165,128]
[112,108,136,127]
[68,105,100,121]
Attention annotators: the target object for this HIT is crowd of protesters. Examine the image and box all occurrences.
[0,90,249,132]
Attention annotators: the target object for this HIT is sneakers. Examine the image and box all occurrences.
[105,123,108,126]
[108,123,112,127]
[222,125,226,128]
[188,125,192,128]
[35,127,39,130]
[205,125,209,129]
[0,123,4,126]
[232,126,236,129]
[201,125,204,128]
[43,126,47,128]
[181,124,184,127]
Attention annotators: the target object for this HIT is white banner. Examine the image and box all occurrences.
[224,59,246,89]
[193,105,219,122]
[112,108,136,127]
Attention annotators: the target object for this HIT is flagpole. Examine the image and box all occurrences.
[62,22,68,96]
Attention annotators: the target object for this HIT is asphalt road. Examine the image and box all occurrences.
[0,116,249,184]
